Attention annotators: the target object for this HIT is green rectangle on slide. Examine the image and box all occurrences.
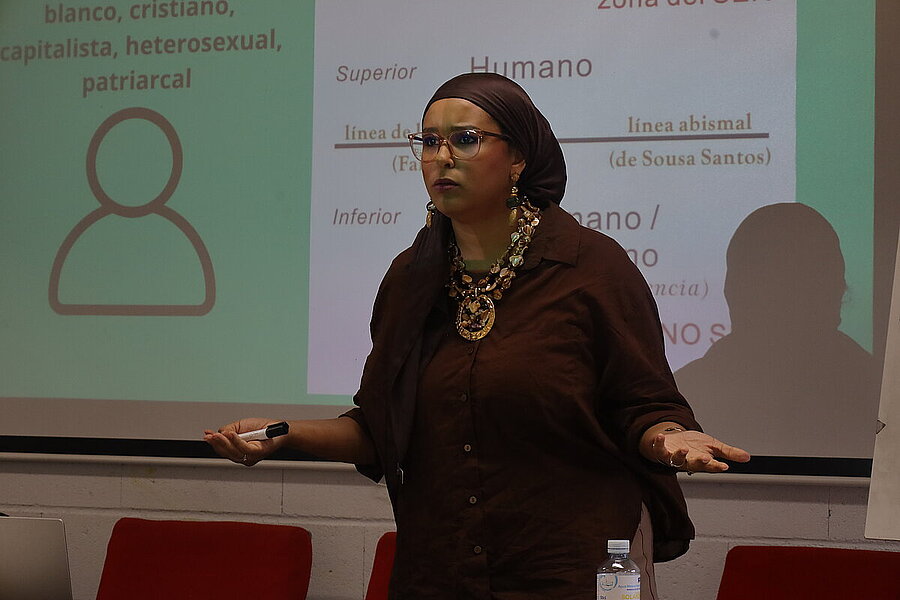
[0,0,321,404]
[797,0,875,352]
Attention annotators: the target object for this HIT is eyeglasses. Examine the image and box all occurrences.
[408,128,510,162]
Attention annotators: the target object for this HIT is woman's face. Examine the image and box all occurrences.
[421,98,525,225]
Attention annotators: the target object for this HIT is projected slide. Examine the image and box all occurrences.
[0,1,878,459]
[308,0,797,395]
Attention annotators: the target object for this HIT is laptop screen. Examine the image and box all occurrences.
[0,516,74,600]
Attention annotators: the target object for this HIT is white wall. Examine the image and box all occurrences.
[1,455,898,600]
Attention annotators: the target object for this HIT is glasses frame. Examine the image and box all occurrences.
[407,128,510,162]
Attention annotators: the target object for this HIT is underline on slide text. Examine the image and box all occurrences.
[333,132,770,150]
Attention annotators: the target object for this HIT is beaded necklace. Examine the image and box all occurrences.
[447,199,541,341]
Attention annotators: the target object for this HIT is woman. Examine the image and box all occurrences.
[205,73,750,599]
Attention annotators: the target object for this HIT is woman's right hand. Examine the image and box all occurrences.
[203,418,285,466]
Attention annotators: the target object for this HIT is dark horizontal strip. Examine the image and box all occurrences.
[333,132,770,150]
[0,436,871,477]
[0,436,321,462]
[722,455,872,478]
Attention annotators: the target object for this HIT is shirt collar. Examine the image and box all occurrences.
[522,202,580,270]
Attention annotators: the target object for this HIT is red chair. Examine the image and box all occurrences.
[716,545,900,600]
[97,518,312,599]
[364,531,397,600]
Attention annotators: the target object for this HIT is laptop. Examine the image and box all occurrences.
[0,516,74,600]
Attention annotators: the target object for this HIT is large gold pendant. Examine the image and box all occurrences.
[456,293,495,341]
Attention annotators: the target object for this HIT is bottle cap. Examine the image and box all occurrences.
[608,539,630,553]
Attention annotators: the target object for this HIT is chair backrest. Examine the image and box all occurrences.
[716,545,900,600]
[96,518,312,600]
[364,531,397,600]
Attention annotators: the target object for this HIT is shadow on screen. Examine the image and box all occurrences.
[675,203,878,458]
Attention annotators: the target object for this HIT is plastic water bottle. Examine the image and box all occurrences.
[597,539,640,600]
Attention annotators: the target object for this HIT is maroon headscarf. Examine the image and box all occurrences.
[424,73,567,208]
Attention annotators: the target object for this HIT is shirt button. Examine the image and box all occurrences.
[463,444,472,453]
[459,393,468,403]
[468,495,478,504]
[473,545,483,554]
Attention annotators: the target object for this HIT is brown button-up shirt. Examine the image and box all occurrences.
[347,204,700,599]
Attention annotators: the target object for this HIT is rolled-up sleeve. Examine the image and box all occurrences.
[585,243,702,456]
[340,406,383,482]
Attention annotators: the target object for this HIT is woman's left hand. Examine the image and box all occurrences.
[642,423,751,473]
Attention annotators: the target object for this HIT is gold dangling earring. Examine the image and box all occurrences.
[425,201,436,228]
[506,186,521,227]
